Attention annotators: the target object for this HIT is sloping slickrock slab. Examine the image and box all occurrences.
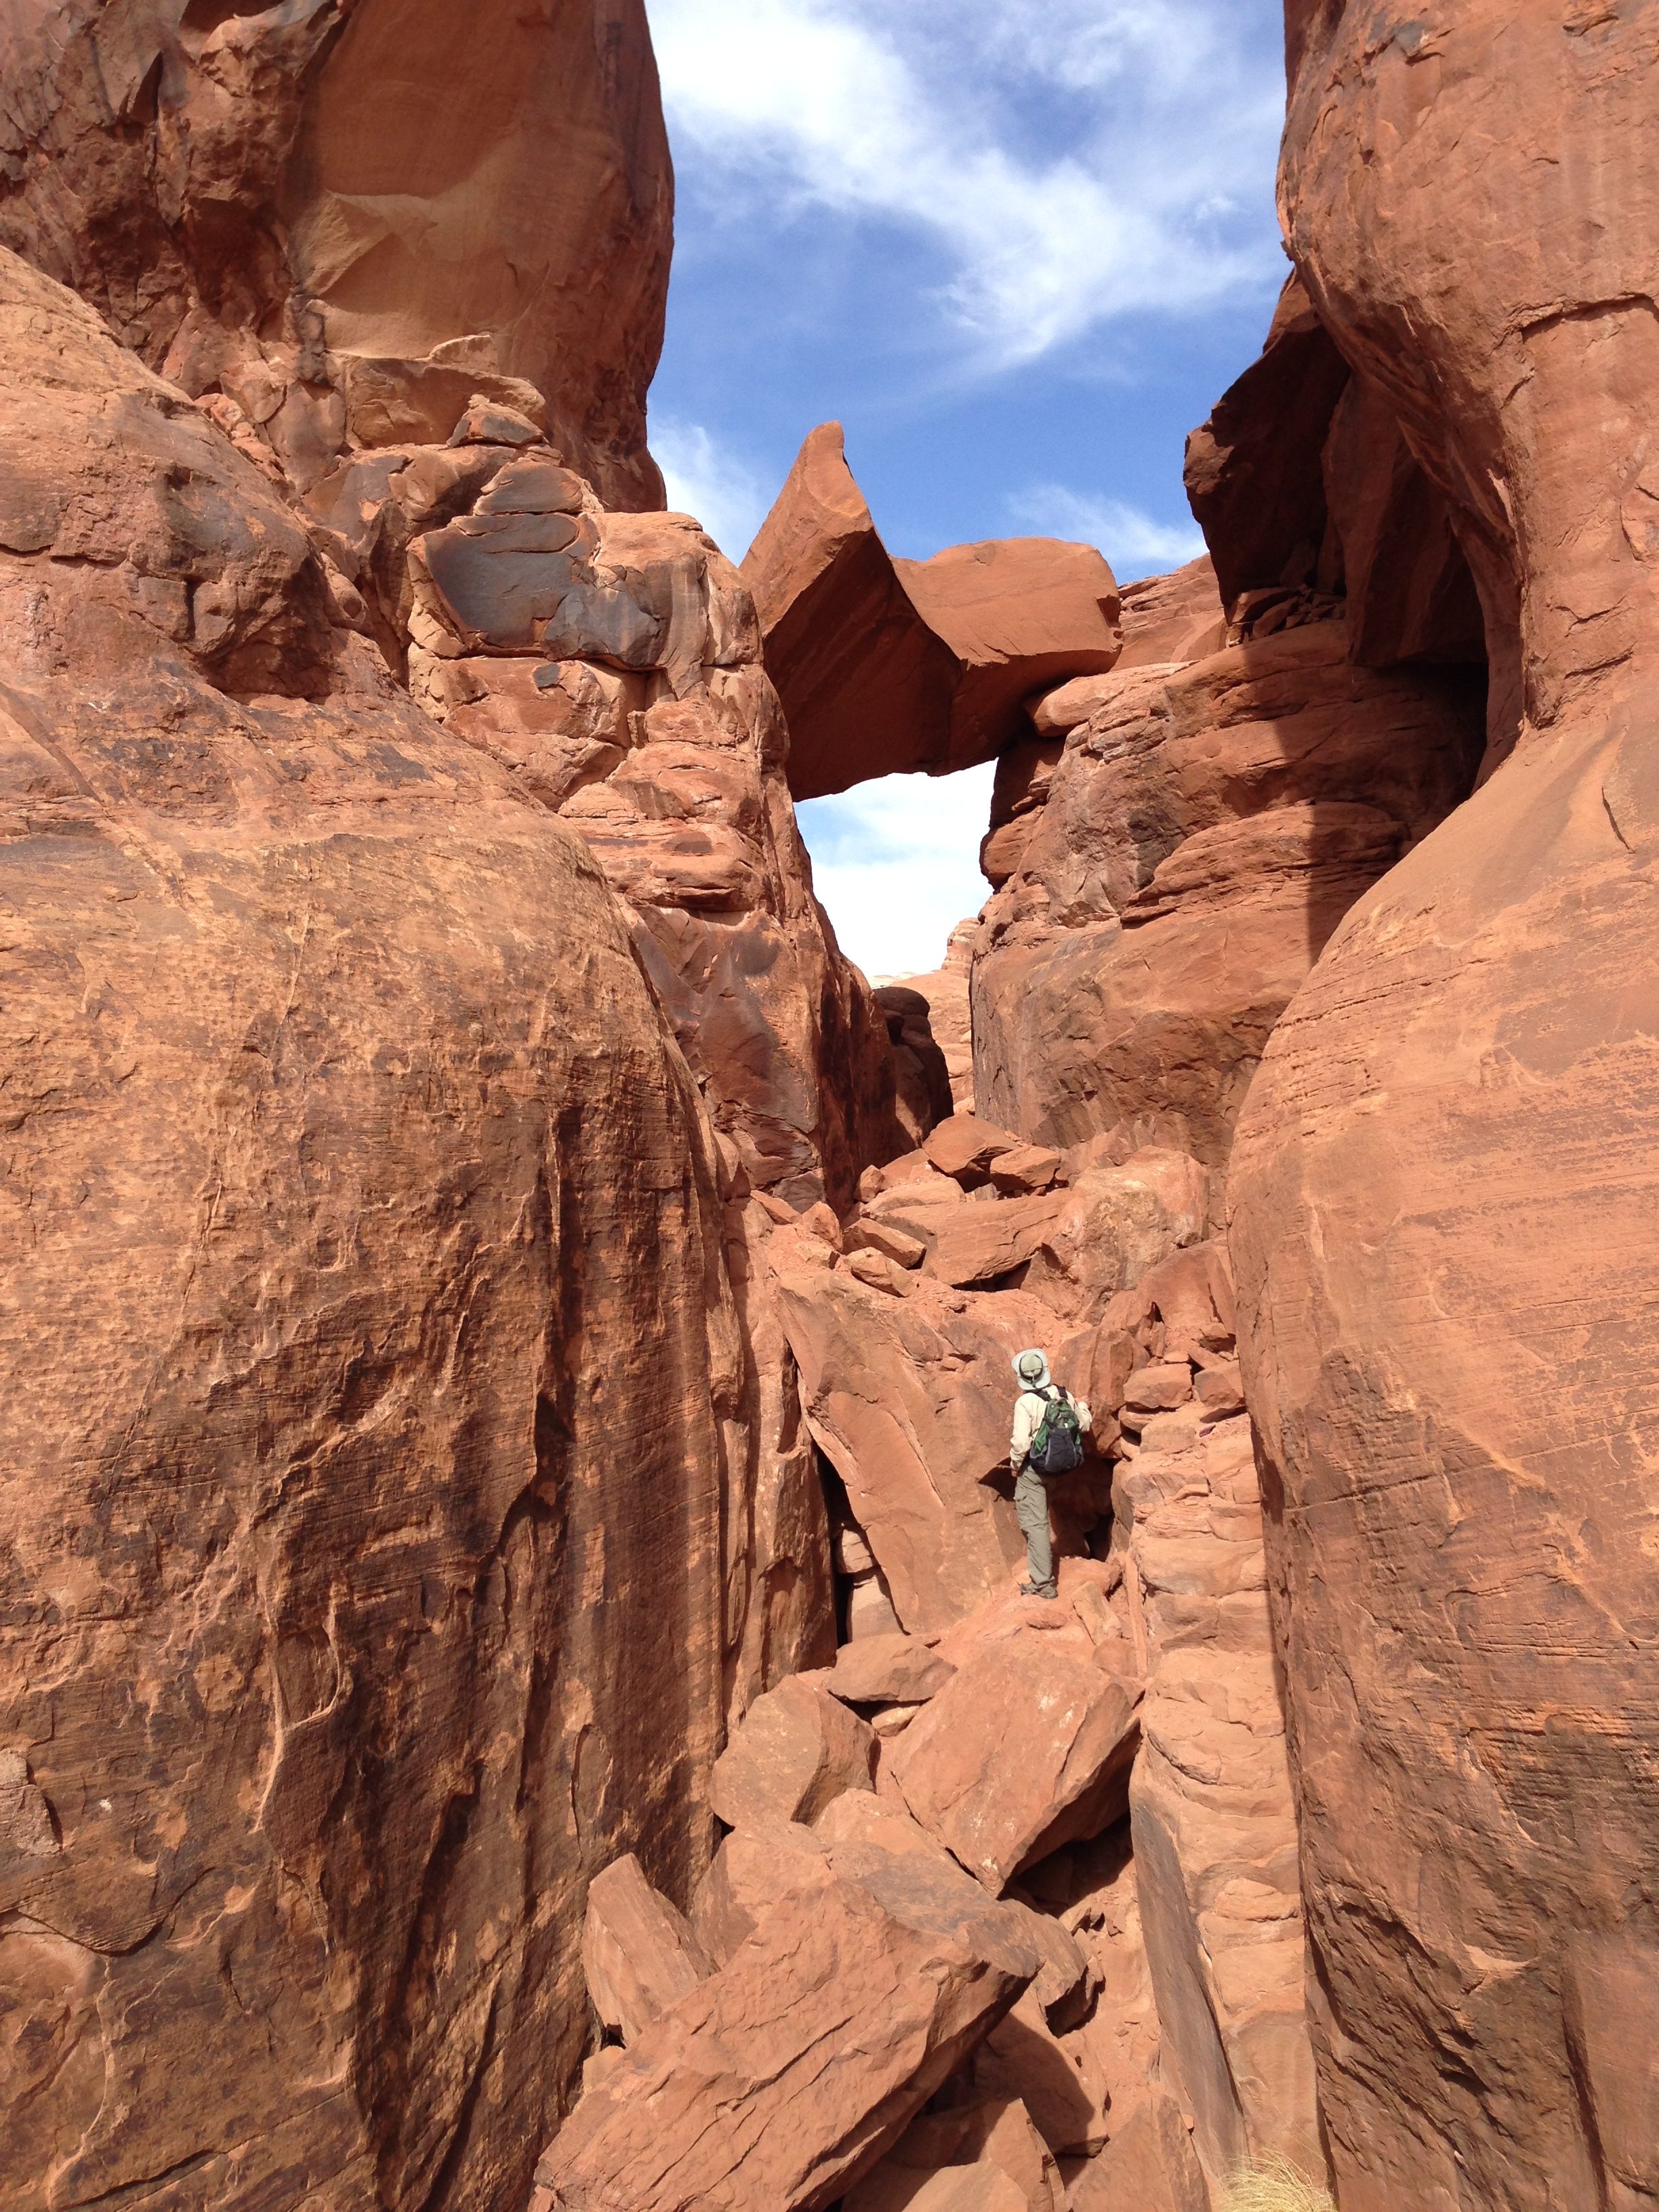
[531,1855,1039,2212]
[896,537,1120,771]
[0,246,732,2212]
[972,623,1481,1157]
[887,1616,1141,1892]
[710,1675,877,1830]
[775,1272,1055,1632]
[581,1854,715,2045]
[742,422,958,800]
[1119,1414,1319,2183]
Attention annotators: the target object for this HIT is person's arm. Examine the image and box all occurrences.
[1076,1395,1092,1434]
[1010,1393,1036,1471]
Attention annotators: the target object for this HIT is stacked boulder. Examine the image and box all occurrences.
[536,1092,1317,2207]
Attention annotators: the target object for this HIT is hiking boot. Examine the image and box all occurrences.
[1019,1580,1059,1600]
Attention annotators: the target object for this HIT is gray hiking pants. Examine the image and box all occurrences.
[1014,1466,1054,1593]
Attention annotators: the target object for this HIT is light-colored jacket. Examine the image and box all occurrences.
[1011,1386,1092,1471]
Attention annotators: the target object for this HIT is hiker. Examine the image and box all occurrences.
[1009,1348,1091,1599]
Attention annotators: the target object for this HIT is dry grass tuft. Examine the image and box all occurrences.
[1221,2154,1337,2212]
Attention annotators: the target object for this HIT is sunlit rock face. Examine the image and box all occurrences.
[0,0,672,504]
[1228,7,1659,2207]
[0,241,732,2212]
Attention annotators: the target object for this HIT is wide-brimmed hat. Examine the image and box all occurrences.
[1012,1348,1050,1389]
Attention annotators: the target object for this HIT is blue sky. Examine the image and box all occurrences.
[644,0,1290,976]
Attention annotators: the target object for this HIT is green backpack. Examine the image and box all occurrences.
[1029,1387,1084,1476]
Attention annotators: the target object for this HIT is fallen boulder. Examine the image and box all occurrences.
[533,1855,1039,2212]
[846,2095,1064,2211]
[1067,2090,1212,2211]
[975,1987,1111,2159]
[886,1619,1141,1891]
[822,1633,958,1708]
[581,1855,714,2045]
[710,1675,877,1831]
[920,1191,1070,1291]
[775,1270,1053,1631]
[925,1113,1025,1184]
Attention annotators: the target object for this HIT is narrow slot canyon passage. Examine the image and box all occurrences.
[13,7,1657,2212]
[549,413,1488,2211]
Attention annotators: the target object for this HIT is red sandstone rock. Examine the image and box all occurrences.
[1184,274,1353,611]
[710,1675,877,1831]
[810,1788,946,1854]
[895,538,1121,769]
[919,1190,1070,1291]
[774,1271,1055,1632]
[972,623,1481,1157]
[0,244,734,2212]
[822,1635,958,1708]
[1067,2092,1210,2212]
[926,1113,1024,1183]
[1115,557,1229,672]
[745,427,1121,797]
[989,1147,1061,1197]
[1120,1413,1319,2183]
[1122,1364,1194,1414]
[975,1986,1113,2160]
[847,2098,1064,2212]
[878,983,958,1147]
[849,1218,929,1270]
[880,924,977,1115]
[0,0,672,505]
[412,490,899,1216]
[1216,11,1659,2200]
[533,1853,1038,2212]
[691,1818,833,1963]
[886,1616,1141,1893]
[741,423,959,800]
[582,1855,715,2045]
[1019,1153,1214,1326]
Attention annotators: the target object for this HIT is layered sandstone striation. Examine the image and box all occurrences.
[0,0,672,504]
[970,616,1481,1160]
[1224,7,1659,2204]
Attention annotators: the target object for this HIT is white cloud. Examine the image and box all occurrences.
[646,0,1284,372]
[796,760,997,980]
[1008,484,1207,580]
[653,417,771,562]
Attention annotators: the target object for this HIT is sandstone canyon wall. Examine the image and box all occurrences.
[8,0,1657,2207]
[0,0,672,505]
[0,7,895,2205]
[1225,7,1659,2207]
